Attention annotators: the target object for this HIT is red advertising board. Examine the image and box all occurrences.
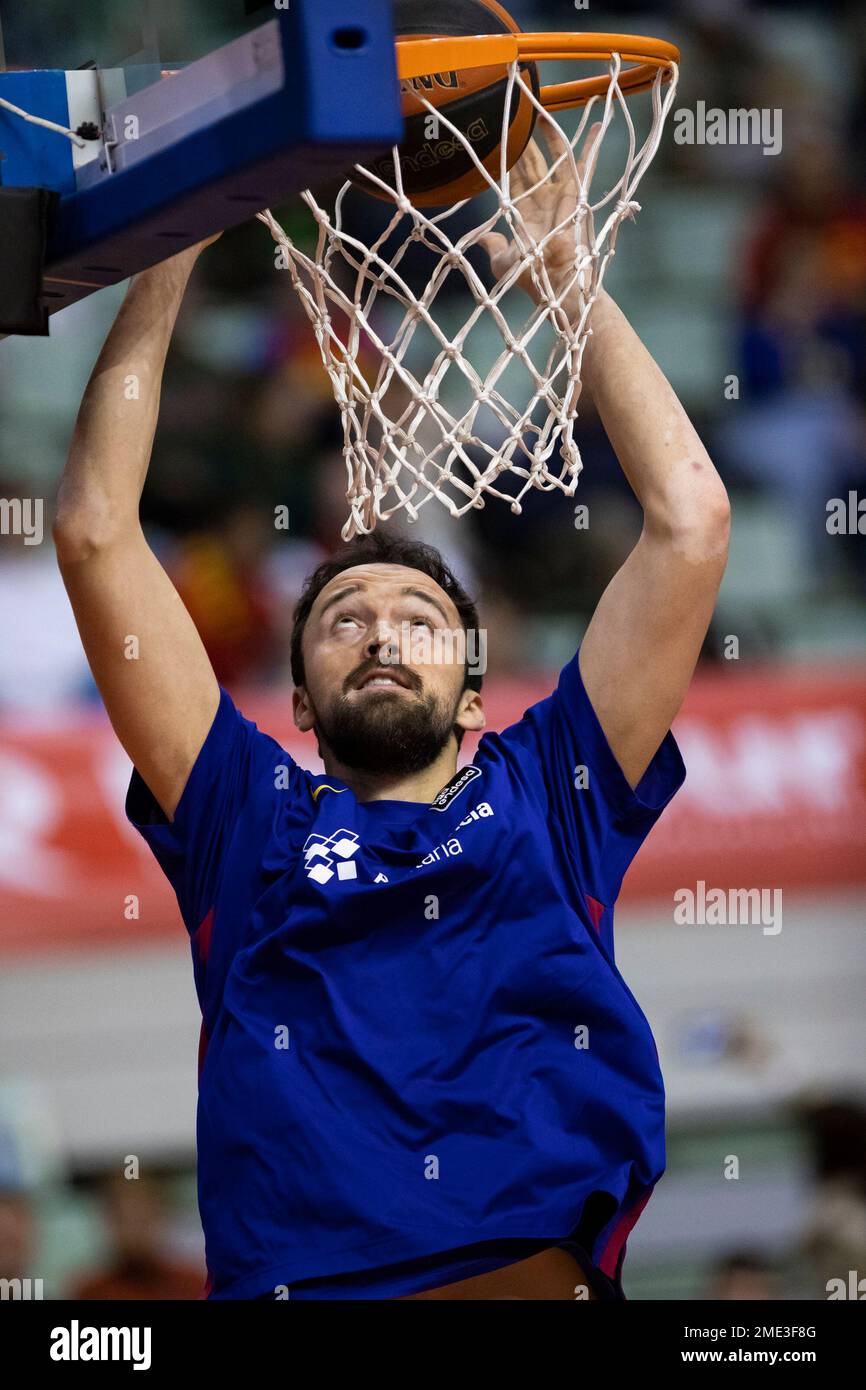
[1,666,865,954]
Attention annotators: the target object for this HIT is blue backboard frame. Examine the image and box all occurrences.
[0,1,402,323]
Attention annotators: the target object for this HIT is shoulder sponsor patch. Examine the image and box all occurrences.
[428,764,481,812]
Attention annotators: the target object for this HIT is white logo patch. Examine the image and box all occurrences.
[303,829,360,885]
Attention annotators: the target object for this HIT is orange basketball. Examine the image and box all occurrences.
[357,0,540,207]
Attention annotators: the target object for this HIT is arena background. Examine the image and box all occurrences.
[1,0,865,1300]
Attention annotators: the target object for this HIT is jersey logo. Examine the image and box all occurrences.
[303,829,360,885]
[429,764,481,812]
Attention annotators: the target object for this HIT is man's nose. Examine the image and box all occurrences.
[365,619,400,661]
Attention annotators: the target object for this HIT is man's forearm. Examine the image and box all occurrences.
[577,290,728,538]
[56,249,199,547]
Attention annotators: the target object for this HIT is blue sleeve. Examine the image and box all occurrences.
[516,648,686,906]
[125,687,294,937]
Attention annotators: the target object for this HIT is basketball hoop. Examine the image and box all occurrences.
[258,31,680,540]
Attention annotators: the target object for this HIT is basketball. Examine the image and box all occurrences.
[356,0,540,207]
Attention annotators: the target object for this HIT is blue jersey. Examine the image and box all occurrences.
[127,649,685,1300]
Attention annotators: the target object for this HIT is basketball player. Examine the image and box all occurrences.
[54,131,730,1300]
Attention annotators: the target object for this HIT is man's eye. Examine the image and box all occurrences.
[410,616,434,629]
[335,614,360,627]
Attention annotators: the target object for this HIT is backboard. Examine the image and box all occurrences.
[0,0,403,332]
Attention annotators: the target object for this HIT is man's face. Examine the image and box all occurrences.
[294,563,484,777]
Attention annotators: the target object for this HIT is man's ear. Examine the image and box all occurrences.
[455,688,485,736]
[293,687,316,734]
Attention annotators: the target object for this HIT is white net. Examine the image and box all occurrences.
[258,50,679,540]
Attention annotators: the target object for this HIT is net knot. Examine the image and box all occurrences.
[615,199,642,220]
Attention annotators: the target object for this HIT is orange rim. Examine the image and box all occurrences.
[395,32,679,110]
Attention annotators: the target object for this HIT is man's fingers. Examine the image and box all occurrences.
[575,121,603,190]
[509,138,547,197]
[539,118,573,172]
[478,231,513,278]
[536,118,602,194]
[479,231,509,259]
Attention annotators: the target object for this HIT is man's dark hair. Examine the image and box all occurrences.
[290,532,483,745]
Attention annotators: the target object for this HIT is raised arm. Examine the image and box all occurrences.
[54,242,221,820]
[482,131,730,789]
[575,291,729,788]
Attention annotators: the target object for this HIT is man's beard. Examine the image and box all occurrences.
[313,681,460,778]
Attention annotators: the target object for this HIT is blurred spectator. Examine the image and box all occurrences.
[0,1187,36,1287]
[794,1100,866,1298]
[718,118,866,580]
[70,1174,203,1300]
[169,501,279,685]
[739,123,866,400]
[704,1250,782,1300]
